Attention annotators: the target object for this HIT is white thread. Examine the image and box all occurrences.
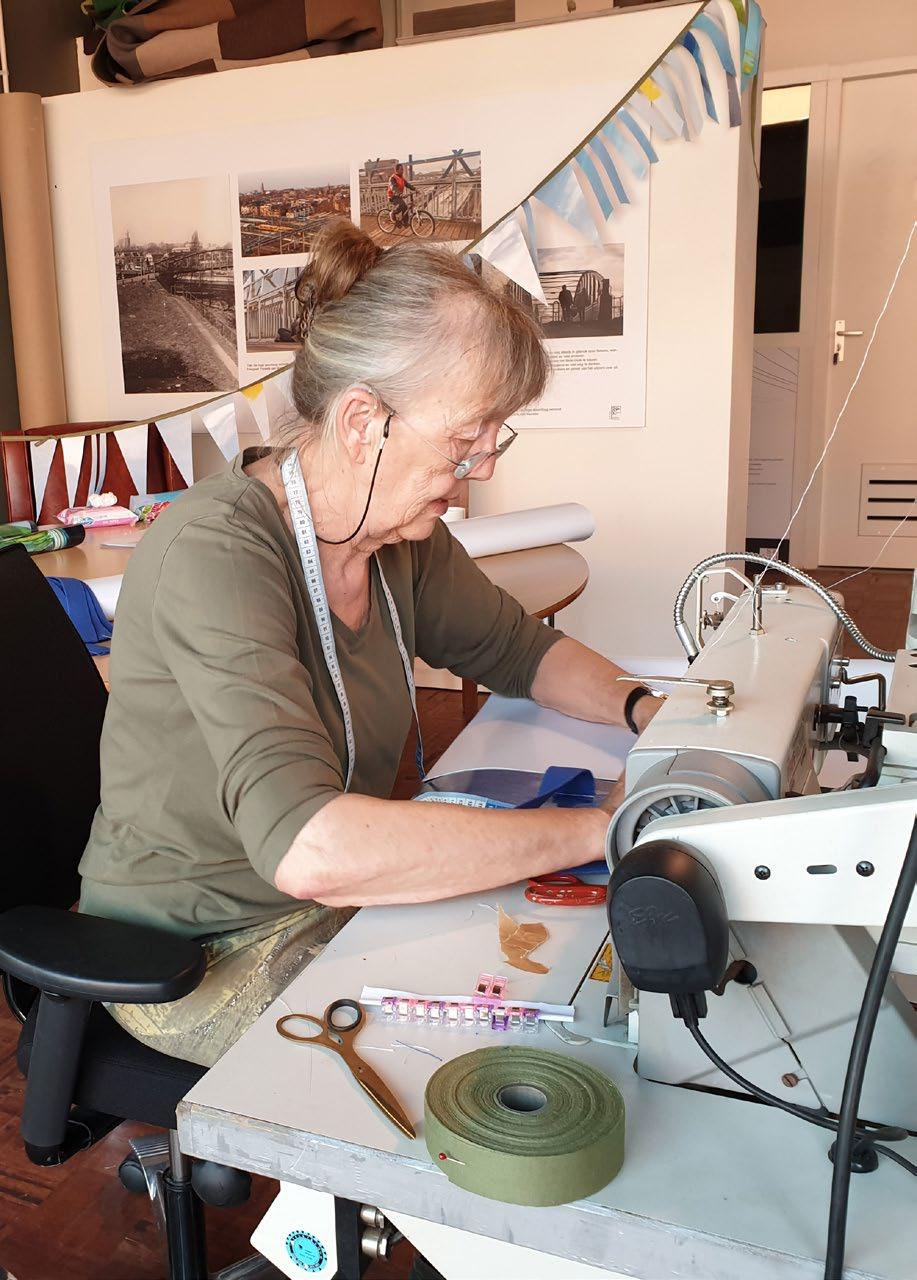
[701,220,916,656]
[827,496,917,590]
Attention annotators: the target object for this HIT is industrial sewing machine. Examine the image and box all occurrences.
[604,554,917,1132]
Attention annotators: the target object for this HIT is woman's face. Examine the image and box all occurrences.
[362,373,505,545]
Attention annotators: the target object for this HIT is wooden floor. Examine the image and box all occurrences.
[0,566,909,1279]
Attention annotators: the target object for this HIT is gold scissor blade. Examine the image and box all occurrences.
[347,1054,416,1139]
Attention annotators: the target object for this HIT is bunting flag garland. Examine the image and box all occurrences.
[155,413,194,486]
[115,423,150,499]
[469,0,762,298]
[1,0,763,495]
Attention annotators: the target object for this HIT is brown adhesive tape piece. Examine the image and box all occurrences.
[498,904,549,974]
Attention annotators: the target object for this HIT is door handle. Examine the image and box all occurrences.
[833,320,864,364]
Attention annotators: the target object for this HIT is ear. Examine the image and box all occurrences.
[336,385,381,463]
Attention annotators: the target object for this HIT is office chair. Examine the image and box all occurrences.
[0,544,280,1280]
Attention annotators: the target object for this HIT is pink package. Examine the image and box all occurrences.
[57,505,138,528]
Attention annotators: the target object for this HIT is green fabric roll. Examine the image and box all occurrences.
[424,1046,625,1206]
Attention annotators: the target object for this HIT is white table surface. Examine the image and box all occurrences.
[178,658,912,1279]
[178,882,915,1280]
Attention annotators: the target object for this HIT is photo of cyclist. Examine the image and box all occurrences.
[387,163,417,227]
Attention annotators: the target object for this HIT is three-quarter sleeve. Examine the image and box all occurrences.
[150,517,343,885]
[412,519,564,697]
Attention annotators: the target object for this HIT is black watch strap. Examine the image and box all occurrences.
[624,685,653,734]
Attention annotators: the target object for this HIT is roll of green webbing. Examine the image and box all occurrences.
[424,1046,625,1206]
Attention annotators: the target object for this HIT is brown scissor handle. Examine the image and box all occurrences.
[276,998,364,1050]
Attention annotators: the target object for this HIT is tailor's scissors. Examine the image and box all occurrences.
[525,874,606,907]
[276,998,415,1139]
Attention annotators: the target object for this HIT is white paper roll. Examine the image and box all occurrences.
[449,504,595,559]
[86,574,123,621]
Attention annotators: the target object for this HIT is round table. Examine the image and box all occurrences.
[455,543,589,722]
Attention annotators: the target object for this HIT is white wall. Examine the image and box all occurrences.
[42,1,756,660]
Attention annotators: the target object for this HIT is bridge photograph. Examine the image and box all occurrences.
[239,164,350,258]
[358,148,482,247]
[243,266,303,353]
[478,242,626,340]
[110,176,238,393]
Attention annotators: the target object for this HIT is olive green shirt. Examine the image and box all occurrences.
[79,452,563,937]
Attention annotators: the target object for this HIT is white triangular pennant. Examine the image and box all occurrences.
[116,424,149,499]
[61,435,85,508]
[29,439,57,520]
[535,165,601,245]
[265,372,296,434]
[197,396,239,463]
[475,214,547,305]
[236,385,272,441]
[572,161,615,240]
[527,193,597,252]
[96,432,108,494]
[664,47,706,139]
[709,0,743,86]
[156,413,194,486]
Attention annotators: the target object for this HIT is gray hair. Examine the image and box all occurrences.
[271,220,549,453]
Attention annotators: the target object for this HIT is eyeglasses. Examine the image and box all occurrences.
[379,400,517,480]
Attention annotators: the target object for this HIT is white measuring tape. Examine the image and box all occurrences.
[281,450,424,790]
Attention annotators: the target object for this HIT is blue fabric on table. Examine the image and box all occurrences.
[47,576,113,656]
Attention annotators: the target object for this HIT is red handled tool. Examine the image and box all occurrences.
[525,874,606,907]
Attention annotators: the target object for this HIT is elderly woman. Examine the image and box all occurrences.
[79,222,662,1070]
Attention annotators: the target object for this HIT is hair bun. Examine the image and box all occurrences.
[307,219,383,309]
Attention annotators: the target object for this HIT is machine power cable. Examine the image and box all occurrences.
[824,817,917,1280]
[424,1046,625,1206]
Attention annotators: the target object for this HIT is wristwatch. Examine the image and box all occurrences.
[623,685,661,734]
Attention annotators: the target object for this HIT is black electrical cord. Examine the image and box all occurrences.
[824,817,917,1280]
[684,1019,914,1172]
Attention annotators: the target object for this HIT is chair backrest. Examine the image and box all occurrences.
[0,545,108,913]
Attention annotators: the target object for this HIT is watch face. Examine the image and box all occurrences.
[285,1229,328,1272]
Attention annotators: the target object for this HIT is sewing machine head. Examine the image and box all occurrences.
[606,581,847,864]
[604,569,917,1132]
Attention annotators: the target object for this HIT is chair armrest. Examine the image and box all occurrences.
[0,906,206,1004]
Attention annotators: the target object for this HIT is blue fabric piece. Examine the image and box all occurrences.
[652,64,689,138]
[574,147,615,218]
[616,108,658,163]
[47,577,113,656]
[682,32,719,122]
[515,766,596,810]
[593,133,631,203]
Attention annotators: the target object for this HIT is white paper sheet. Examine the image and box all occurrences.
[448,503,594,558]
[85,574,123,620]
